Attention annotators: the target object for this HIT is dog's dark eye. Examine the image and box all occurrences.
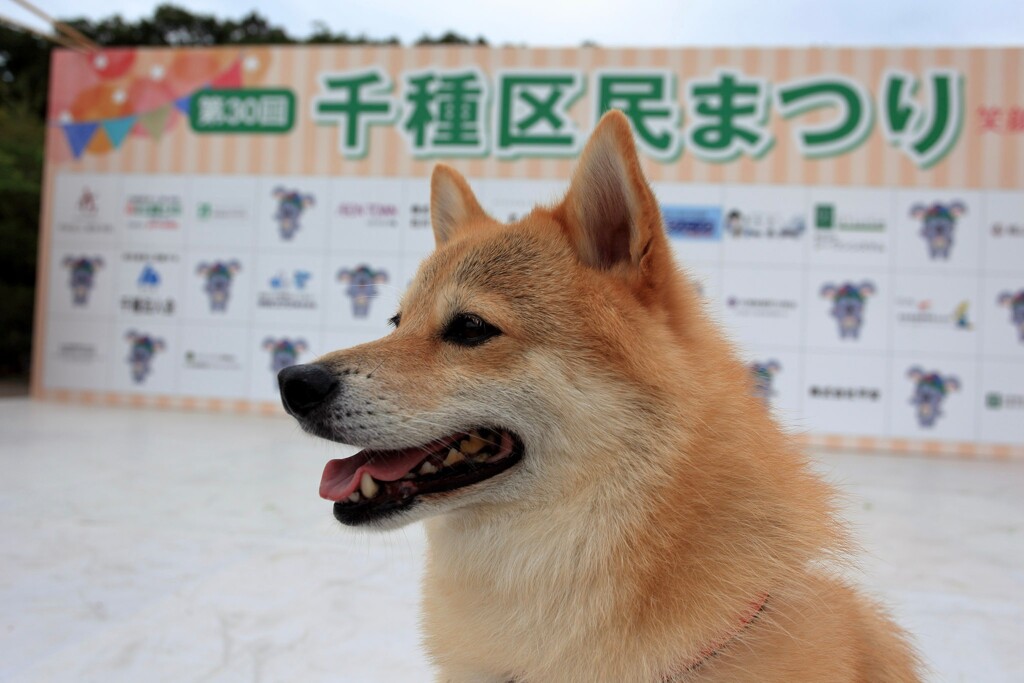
[388,313,401,328]
[443,313,501,346]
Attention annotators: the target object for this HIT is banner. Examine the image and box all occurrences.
[34,45,1024,457]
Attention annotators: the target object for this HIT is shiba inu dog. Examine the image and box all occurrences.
[278,111,922,682]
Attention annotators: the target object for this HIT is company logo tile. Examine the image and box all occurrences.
[184,350,242,371]
[272,187,315,240]
[996,289,1024,343]
[125,330,165,384]
[808,385,881,401]
[813,202,887,256]
[125,194,182,230]
[197,201,250,222]
[895,297,974,331]
[662,205,723,240]
[986,391,1024,411]
[726,295,798,317]
[336,201,400,227]
[258,270,316,310]
[726,209,805,239]
[120,252,178,316]
[907,366,960,428]
[63,256,103,306]
[196,260,242,312]
[336,265,389,318]
[409,203,430,229]
[991,221,1024,239]
[911,201,966,260]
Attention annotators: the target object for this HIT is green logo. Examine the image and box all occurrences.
[189,89,296,134]
[198,202,212,219]
[986,392,1003,409]
[815,204,835,229]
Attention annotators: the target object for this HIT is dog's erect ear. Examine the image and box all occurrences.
[557,110,663,272]
[430,164,486,247]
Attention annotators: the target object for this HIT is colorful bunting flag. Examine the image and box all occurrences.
[173,95,191,114]
[138,105,172,140]
[101,116,137,149]
[62,121,100,159]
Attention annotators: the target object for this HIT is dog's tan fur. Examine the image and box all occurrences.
[314,111,922,682]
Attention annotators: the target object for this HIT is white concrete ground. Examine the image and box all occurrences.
[0,398,1021,682]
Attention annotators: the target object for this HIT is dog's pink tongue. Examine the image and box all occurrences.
[319,446,434,501]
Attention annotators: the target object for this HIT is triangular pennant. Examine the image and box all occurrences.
[138,105,172,140]
[173,95,191,114]
[210,60,242,89]
[62,121,100,158]
[101,115,137,149]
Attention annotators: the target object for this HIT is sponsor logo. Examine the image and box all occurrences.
[985,391,1024,410]
[125,330,165,384]
[813,203,886,255]
[749,360,780,404]
[726,295,798,318]
[336,265,389,318]
[808,385,882,401]
[910,201,966,260]
[814,203,885,232]
[272,187,315,240]
[184,350,242,371]
[662,205,723,241]
[125,194,182,230]
[262,337,308,376]
[56,342,98,363]
[409,203,431,228]
[907,366,959,428]
[820,281,876,340]
[991,222,1024,238]
[57,186,114,235]
[196,201,250,222]
[62,256,103,306]
[336,202,400,228]
[77,187,98,215]
[257,270,317,310]
[996,290,1024,343]
[894,297,974,331]
[120,252,178,316]
[726,209,805,239]
[196,260,242,313]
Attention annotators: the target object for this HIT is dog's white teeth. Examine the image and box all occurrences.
[444,448,465,467]
[347,492,361,503]
[359,472,380,499]
[420,461,438,475]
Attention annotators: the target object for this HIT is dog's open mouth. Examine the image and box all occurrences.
[320,428,524,524]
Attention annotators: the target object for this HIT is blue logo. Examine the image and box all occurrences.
[661,205,723,241]
[269,270,312,290]
[137,264,161,289]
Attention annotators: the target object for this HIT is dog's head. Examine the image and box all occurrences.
[279,111,714,529]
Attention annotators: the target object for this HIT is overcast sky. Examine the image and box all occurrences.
[6,0,1024,46]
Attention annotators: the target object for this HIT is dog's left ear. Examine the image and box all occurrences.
[556,110,664,273]
[430,164,487,247]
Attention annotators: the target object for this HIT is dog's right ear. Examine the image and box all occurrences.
[430,164,486,247]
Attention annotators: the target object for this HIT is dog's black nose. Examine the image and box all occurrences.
[278,364,338,417]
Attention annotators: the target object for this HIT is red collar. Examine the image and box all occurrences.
[664,592,770,680]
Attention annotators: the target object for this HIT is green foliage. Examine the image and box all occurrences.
[0,105,43,377]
